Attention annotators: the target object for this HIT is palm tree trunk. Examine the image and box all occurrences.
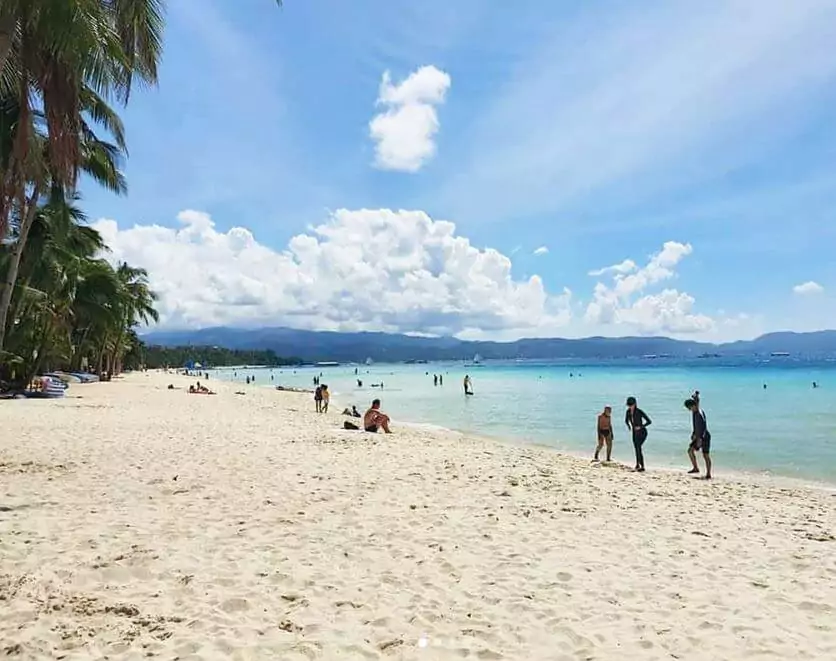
[97,333,109,377]
[22,318,52,388]
[0,184,41,351]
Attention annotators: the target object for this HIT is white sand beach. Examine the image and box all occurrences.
[2,372,835,660]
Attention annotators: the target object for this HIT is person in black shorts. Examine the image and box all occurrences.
[364,399,392,433]
[594,405,614,462]
[625,396,652,472]
[685,398,712,479]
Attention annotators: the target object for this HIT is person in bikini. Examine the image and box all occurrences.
[594,406,614,462]
[364,399,392,433]
[685,396,712,479]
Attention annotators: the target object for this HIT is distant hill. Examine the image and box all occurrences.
[140,327,836,363]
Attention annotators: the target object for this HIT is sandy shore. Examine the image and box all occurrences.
[1,372,835,660]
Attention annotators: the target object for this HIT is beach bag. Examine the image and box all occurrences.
[344,421,360,430]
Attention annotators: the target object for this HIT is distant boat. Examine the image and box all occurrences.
[642,354,658,359]
[698,353,722,359]
[365,357,373,365]
[315,361,339,367]
[473,353,483,364]
[770,352,790,357]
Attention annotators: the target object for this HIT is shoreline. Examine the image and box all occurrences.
[243,373,836,494]
[4,371,834,659]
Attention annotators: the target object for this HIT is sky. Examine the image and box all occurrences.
[86,0,836,342]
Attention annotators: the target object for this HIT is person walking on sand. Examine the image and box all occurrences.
[594,406,614,462]
[463,374,473,395]
[625,396,652,472]
[320,384,330,414]
[314,385,323,413]
[685,397,712,479]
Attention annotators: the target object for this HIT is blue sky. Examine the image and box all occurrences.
[88,0,836,340]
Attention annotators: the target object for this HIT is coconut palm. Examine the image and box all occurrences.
[0,84,127,351]
[0,194,120,384]
[101,262,158,376]
[0,0,163,236]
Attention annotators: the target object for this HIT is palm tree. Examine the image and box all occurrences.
[0,194,119,384]
[102,262,158,376]
[0,0,163,251]
[0,85,128,351]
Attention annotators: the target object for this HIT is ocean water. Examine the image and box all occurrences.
[206,359,836,484]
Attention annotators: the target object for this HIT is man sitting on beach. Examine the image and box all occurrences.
[685,397,712,479]
[364,399,392,433]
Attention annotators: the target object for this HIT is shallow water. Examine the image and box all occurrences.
[206,358,836,483]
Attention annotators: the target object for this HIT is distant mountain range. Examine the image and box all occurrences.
[140,327,836,363]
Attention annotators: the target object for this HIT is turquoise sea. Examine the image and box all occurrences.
[206,359,836,484]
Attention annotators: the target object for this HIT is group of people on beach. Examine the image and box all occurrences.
[339,398,393,433]
[314,383,330,413]
[594,390,712,479]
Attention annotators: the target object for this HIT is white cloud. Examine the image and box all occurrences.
[588,259,637,277]
[793,281,824,295]
[533,246,549,256]
[585,241,713,334]
[368,65,451,172]
[94,208,571,337]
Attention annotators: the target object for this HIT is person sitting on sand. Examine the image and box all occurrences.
[685,398,712,479]
[364,399,392,433]
[594,406,614,462]
[341,406,362,418]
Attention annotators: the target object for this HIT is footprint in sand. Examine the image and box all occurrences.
[219,597,250,613]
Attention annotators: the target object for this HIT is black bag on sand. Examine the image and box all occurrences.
[344,421,360,430]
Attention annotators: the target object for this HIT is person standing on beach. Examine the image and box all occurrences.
[321,384,330,414]
[594,406,614,462]
[314,385,323,413]
[625,396,652,472]
[464,374,473,395]
[686,398,712,479]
